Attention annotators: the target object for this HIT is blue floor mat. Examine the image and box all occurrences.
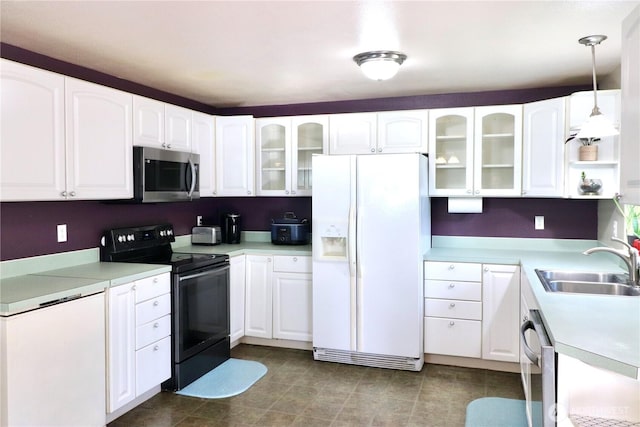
[175,358,267,399]
[465,397,533,427]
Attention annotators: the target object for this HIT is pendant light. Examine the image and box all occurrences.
[353,50,407,81]
[575,35,619,140]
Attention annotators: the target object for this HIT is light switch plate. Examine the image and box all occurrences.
[535,216,545,230]
[57,224,67,242]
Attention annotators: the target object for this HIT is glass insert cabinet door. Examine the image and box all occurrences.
[255,116,328,196]
[428,108,475,196]
[474,105,522,196]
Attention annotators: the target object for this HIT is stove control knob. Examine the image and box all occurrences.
[160,230,166,237]
[118,235,125,243]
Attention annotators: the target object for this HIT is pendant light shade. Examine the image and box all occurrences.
[576,35,619,140]
[353,51,407,81]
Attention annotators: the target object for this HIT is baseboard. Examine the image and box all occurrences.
[425,354,520,373]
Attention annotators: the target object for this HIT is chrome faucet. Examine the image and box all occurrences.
[583,237,640,286]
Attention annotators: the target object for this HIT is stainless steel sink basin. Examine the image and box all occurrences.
[535,269,640,296]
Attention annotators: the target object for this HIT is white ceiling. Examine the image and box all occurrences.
[1,1,638,108]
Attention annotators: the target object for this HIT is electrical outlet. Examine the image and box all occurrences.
[535,216,545,230]
[197,215,203,226]
[57,224,67,242]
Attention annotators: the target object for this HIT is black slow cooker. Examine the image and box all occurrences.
[270,212,310,245]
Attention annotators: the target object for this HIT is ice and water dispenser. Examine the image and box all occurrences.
[315,222,348,260]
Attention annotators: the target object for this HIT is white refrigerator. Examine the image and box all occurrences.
[312,153,430,371]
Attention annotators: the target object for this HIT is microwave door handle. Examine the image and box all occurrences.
[187,158,196,197]
[520,319,539,366]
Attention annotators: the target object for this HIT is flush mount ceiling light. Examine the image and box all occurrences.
[575,35,619,140]
[353,50,407,81]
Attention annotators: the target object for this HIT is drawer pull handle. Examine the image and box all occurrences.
[448,283,455,288]
[449,321,455,327]
[448,264,455,270]
[484,267,489,272]
[153,322,160,328]
[153,301,159,306]
[153,277,158,283]
[293,257,297,262]
[154,345,159,351]
[131,285,136,291]
[449,303,456,308]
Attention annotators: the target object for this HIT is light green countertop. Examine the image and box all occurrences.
[173,241,312,257]
[426,237,640,379]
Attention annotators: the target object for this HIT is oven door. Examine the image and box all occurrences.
[520,309,556,427]
[173,264,230,363]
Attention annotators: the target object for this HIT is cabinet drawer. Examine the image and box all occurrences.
[424,299,482,320]
[424,280,481,301]
[135,273,170,303]
[136,314,171,350]
[135,335,171,395]
[136,293,171,326]
[273,255,311,273]
[424,317,481,358]
[424,261,482,282]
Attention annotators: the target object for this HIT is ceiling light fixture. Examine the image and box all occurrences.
[575,35,619,140]
[353,50,407,81]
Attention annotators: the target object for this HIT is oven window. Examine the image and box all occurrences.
[176,267,229,362]
[145,159,198,192]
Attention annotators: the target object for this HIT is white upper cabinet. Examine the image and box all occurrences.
[474,105,523,197]
[329,111,427,155]
[564,90,620,199]
[65,78,133,200]
[192,111,216,197]
[1,59,67,201]
[620,5,640,205]
[377,110,428,153]
[133,96,164,147]
[428,105,522,197]
[133,96,192,151]
[522,98,566,197]
[256,115,327,196]
[329,112,377,154]
[165,104,192,152]
[428,108,475,196]
[214,115,255,197]
[2,61,132,201]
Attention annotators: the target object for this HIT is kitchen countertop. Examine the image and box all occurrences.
[426,237,640,379]
[173,241,312,256]
[0,262,171,316]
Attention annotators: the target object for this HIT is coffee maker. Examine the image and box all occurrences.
[223,213,241,244]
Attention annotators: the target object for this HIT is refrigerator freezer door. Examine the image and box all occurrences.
[312,155,356,351]
[356,154,423,358]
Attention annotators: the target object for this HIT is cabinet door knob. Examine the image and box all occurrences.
[154,322,160,328]
[475,190,480,195]
[370,148,375,152]
[131,285,136,291]
[69,191,76,197]
[153,300,159,306]
[449,303,456,308]
[293,257,297,262]
[484,267,489,272]
[291,190,296,195]
[285,190,290,195]
[167,144,172,149]
[61,191,67,197]
[377,148,382,152]
[153,277,158,283]
[162,143,166,148]
[247,191,252,195]
[448,264,455,270]
[448,283,455,288]
[466,189,472,194]
[153,345,159,351]
[449,321,455,327]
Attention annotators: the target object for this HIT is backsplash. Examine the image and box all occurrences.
[0,197,597,261]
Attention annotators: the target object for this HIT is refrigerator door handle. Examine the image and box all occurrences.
[348,205,357,278]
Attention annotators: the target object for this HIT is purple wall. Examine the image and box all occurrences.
[0,46,599,261]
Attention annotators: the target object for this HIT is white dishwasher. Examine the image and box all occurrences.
[1,292,106,427]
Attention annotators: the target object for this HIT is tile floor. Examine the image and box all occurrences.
[108,344,524,427]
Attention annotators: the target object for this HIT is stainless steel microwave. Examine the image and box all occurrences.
[133,146,199,203]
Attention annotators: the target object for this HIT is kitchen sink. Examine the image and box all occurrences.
[535,269,640,296]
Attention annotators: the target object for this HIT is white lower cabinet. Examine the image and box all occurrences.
[482,264,520,363]
[230,255,246,343]
[424,261,483,358]
[107,272,171,413]
[245,255,312,341]
[0,293,106,427]
[424,261,520,363]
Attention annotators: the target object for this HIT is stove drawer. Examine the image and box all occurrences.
[135,273,170,304]
[136,293,171,326]
[136,314,171,350]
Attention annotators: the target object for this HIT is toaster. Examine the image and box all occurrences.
[191,226,222,245]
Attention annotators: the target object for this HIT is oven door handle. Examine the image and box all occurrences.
[178,265,229,282]
[520,319,539,366]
